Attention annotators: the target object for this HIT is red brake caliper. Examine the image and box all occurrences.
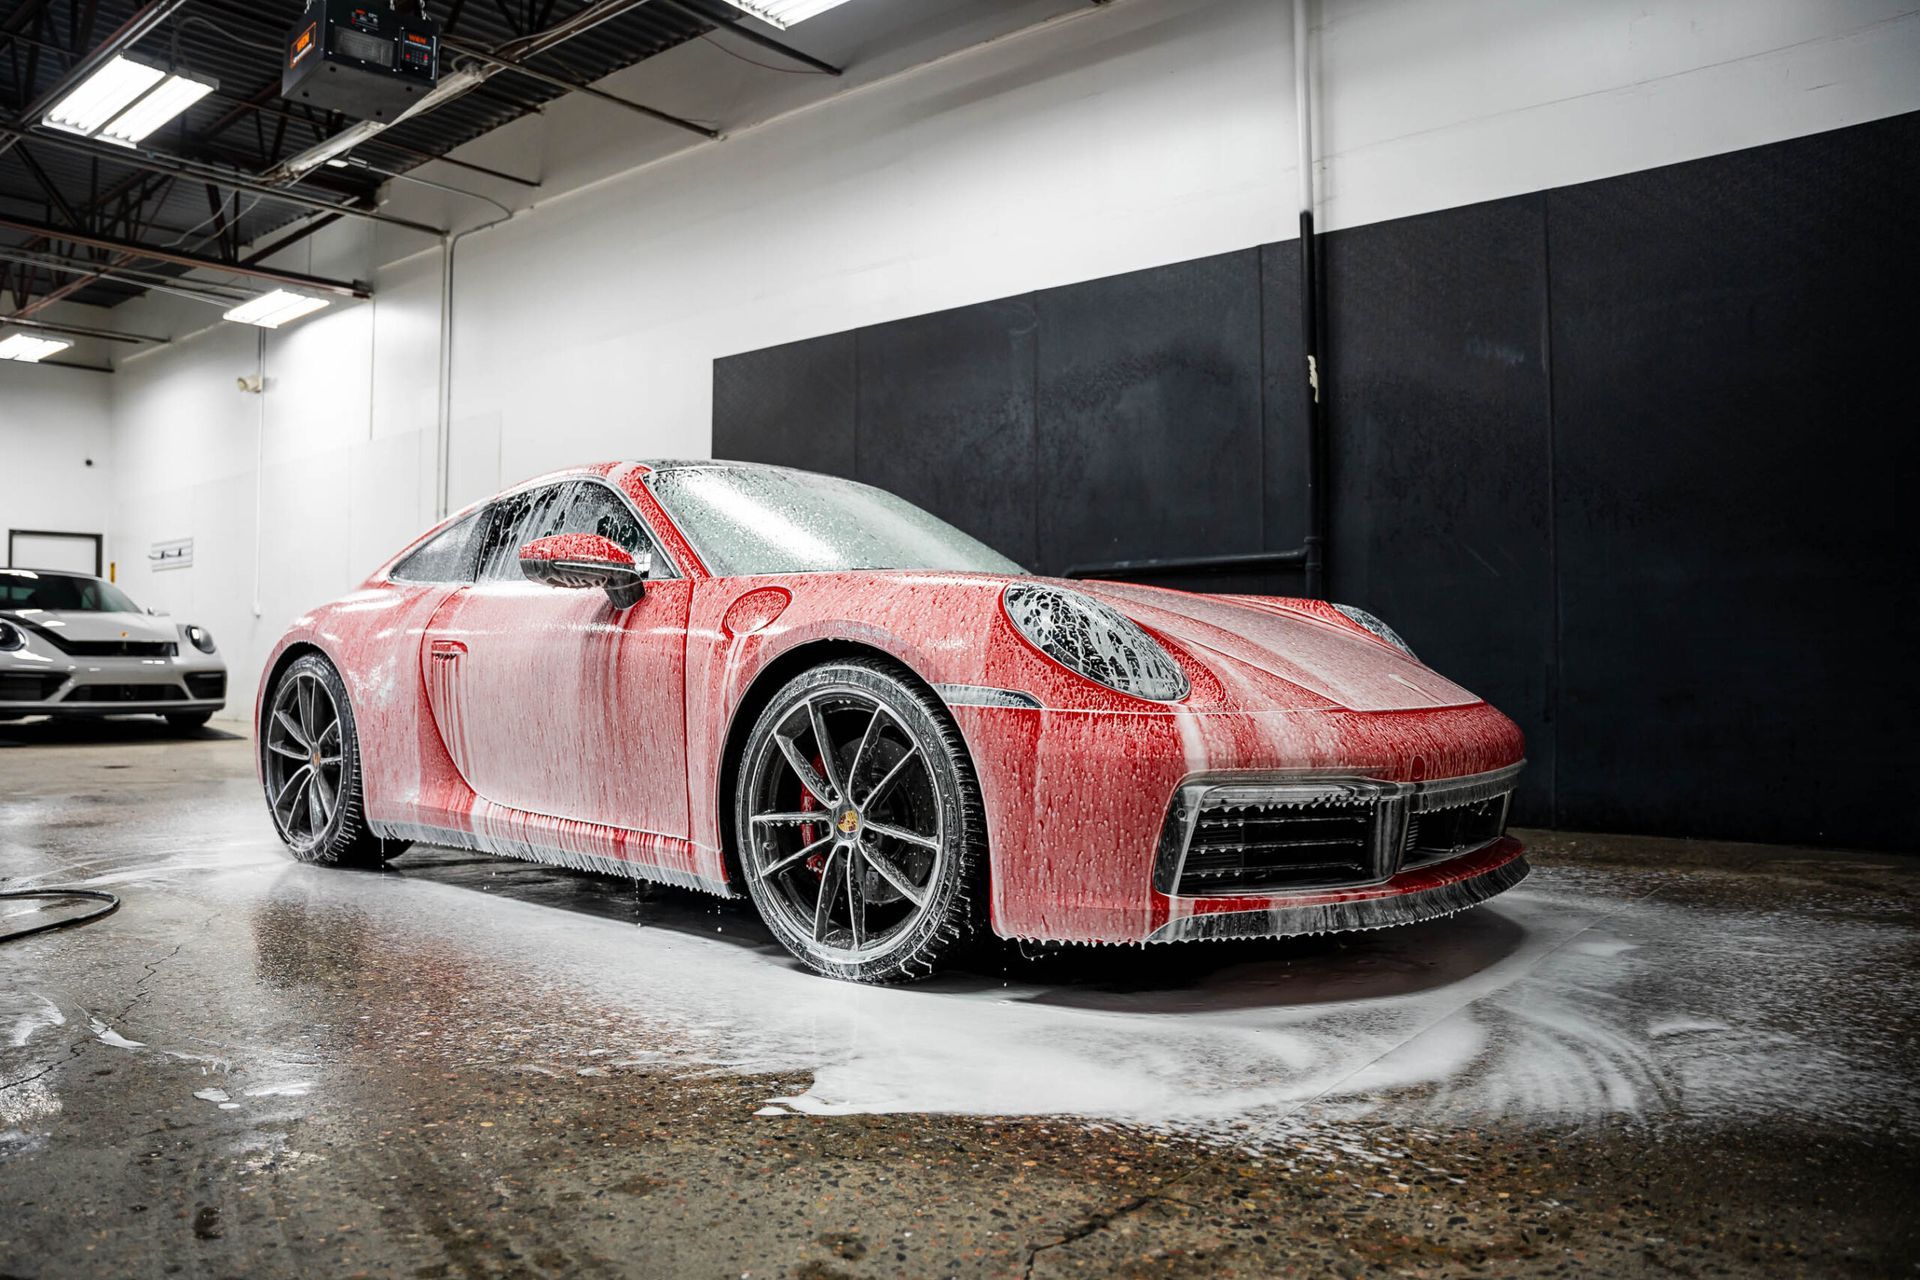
[800,751,830,877]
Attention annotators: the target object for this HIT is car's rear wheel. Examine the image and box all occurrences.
[262,654,407,868]
[736,658,985,983]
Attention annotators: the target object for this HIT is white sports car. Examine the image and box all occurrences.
[0,568,226,728]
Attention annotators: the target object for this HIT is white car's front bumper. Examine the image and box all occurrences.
[0,643,227,718]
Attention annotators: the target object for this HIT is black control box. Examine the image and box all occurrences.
[283,0,440,121]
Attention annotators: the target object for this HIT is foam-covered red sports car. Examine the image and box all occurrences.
[257,461,1527,982]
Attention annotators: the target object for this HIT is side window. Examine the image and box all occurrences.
[391,511,484,584]
[476,483,573,582]
[558,482,659,568]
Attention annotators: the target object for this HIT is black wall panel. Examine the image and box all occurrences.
[1547,112,1920,849]
[710,112,1920,851]
[856,298,1041,568]
[1321,196,1557,823]
[713,331,857,476]
[1033,250,1264,577]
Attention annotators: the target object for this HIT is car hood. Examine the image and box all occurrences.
[1072,582,1479,712]
[7,609,179,646]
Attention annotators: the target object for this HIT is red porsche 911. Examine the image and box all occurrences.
[257,461,1527,982]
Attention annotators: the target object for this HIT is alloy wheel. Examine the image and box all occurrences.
[743,686,947,964]
[264,669,345,851]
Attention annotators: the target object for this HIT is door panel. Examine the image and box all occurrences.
[425,580,692,837]
[419,479,692,842]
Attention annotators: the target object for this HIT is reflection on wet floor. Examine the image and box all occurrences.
[4,729,1918,1277]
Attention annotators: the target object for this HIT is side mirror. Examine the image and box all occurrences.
[518,534,649,609]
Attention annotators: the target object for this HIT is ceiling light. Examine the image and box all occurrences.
[269,67,486,181]
[725,0,857,29]
[223,291,333,329]
[96,71,216,145]
[0,334,73,363]
[42,55,216,145]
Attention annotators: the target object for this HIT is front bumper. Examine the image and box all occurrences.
[948,698,1528,944]
[0,654,227,717]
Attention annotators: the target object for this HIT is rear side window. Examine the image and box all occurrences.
[390,512,484,584]
[475,483,573,582]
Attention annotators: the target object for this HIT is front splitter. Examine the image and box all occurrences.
[1146,851,1531,943]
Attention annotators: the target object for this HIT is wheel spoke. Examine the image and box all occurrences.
[305,774,326,836]
[808,698,846,801]
[861,842,928,908]
[273,764,312,818]
[297,678,317,742]
[859,746,921,809]
[752,811,829,826]
[774,732,834,806]
[844,844,864,949]
[865,818,939,850]
[812,846,841,942]
[846,705,886,798]
[318,717,341,747]
[266,739,307,761]
[757,831,834,881]
[309,766,336,824]
[273,709,310,751]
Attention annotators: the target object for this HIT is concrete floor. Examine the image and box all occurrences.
[1,722,1915,1279]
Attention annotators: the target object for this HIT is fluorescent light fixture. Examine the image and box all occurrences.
[269,68,486,181]
[0,333,73,362]
[42,55,216,146]
[725,0,857,28]
[223,291,333,329]
[96,70,215,145]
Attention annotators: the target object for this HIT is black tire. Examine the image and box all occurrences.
[165,711,214,730]
[735,658,985,984]
[260,653,408,869]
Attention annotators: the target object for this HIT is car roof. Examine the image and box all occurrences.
[0,566,100,581]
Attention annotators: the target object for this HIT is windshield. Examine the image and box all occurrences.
[0,569,143,613]
[646,466,1027,577]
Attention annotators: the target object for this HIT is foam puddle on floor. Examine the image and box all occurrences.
[7,850,1914,1153]
[250,858,1920,1147]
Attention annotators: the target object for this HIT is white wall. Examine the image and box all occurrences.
[0,362,112,564]
[84,0,1920,717]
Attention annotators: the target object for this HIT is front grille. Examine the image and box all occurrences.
[184,672,227,701]
[1157,765,1521,897]
[64,683,185,703]
[1404,795,1510,865]
[0,673,65,702]
[63,640,177,657]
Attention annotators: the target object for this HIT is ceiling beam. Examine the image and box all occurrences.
[0,123,447,237]
[0,212,370,297]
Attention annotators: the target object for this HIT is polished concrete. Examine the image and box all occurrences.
[1,721,1915,1278]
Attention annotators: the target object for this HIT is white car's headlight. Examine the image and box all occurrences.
[0,621,23,653]
[1331,603,1416,660]
[1003,584,1189,702]
[181,624,217,655]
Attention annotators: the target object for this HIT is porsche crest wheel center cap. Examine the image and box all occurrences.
[837,808,862,836]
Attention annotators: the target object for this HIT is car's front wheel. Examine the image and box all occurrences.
[261,653,407,868]
[736,659,985,983]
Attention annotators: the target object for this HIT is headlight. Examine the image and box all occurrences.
[1003,584,1189,701]
[182,624,217,655]
[0,621,22,652]
[1331,603,1416,660]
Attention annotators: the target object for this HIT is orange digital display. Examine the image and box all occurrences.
[288,22,317,68]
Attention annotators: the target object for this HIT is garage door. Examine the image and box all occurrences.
[8,530,102,575]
